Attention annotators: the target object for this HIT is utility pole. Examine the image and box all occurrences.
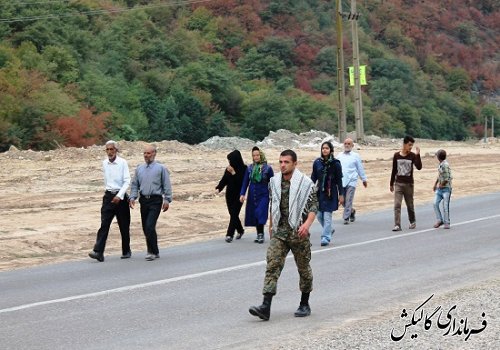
[484,116,488,142]
[336,0,347,142]
[492,116,495,138]
[350,0,364,141]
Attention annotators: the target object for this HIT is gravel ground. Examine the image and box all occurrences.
[271,278,499,350]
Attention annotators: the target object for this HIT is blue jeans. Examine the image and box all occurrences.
[316,211,334,243]
[433,188,451,225]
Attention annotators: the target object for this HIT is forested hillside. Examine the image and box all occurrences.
[0,0,498,151]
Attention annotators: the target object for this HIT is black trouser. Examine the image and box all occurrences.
[139,196,163,255]
[257,224,264,234]
[226,200,244,237]
[93,192,131,255]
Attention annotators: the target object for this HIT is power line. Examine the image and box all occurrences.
[0,0,213,23]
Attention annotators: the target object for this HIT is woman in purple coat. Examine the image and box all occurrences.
[240,146,274,243]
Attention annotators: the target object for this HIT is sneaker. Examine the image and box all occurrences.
[145,253,159,261]
[409,222,416,229]
[443,224,450,229]
[294,304,311,317]
[433,221,443,228]
[392,225,402,232]
[236,231,244,239]
[344,219,349,225]
[225,236,233,243]
[120,251,131,259]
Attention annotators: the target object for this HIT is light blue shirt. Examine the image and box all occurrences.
[130,161,172,203]
[337,151,367,188]
[103,156,130,200]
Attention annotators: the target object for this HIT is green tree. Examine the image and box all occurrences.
[241,90,295,140]
[237,48,286,81]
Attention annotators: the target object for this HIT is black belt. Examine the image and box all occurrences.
[105,190,119,195]
[141,194,162,199]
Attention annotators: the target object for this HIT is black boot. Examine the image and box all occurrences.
[249,294,273,321]
[294,292,311,317]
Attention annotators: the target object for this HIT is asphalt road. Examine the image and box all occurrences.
[1,193,499,349]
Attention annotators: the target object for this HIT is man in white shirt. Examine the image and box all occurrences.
[337,138,367,225]
[89,140,131,262]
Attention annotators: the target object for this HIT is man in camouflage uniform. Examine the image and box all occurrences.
[249,149,318,321]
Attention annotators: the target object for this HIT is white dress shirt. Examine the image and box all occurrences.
[103,156,131,200]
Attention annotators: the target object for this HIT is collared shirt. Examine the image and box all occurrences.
[130,161,173,203]
[437,160,452,189]
[337,151,367,188]
[103,156,130,200]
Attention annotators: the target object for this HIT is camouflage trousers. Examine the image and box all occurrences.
[262,235,313,295]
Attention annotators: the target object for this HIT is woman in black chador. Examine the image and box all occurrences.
[216,150,247,243]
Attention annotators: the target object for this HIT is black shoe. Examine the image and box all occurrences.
[236,231,244,239]
[89,251,104,262]
[294,304,311,317]
[121,251,131,259]
[350,209,356,222]
[256,233,264,244]
[249,294,272,321]
[225,236,233,243]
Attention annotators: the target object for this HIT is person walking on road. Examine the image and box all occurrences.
[433,149,452,229]
[337,138,367,225]
[390,136,422,232]
[240,146,274,244]
[310,141,344,246]
[249,149,318,321]
[129,144,172,261]
[89,140,131,262]
[216,150,247,242]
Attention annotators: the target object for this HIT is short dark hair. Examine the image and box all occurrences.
[280,149,297,162]
[436,149,447,161]
[403,135,415,144]
[252,146,260,152]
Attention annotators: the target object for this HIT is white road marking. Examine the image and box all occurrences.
[1,214,499,314]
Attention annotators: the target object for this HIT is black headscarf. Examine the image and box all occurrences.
[319,141,335,198]
[227,150,246,173]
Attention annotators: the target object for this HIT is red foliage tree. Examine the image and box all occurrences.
[295,69,316,93]
[52,108,110,147]
[293,43,319,67]
[193,0,238,16]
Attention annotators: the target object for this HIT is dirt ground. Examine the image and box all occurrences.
[1,137,499,271]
